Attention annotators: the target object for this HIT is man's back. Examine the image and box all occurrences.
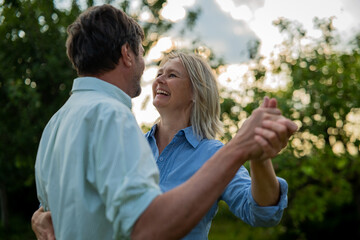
[35,77,161,239]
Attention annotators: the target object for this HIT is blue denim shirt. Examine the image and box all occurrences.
[145,125,288,240]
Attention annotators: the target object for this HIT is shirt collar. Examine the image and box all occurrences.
[146,124,157,138]
[182,126,202,148]
[71,77,132,109]
[146,124,203,148]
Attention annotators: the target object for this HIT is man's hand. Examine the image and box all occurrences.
[31,207,55,240]
[245,96,298,206]
[253,96,298,161]
[232,97,297,161]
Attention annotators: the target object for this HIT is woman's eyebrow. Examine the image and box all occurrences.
[157,67,183,77]
[166,68,182,76]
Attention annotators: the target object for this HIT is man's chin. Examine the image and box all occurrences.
[131,88,142,98]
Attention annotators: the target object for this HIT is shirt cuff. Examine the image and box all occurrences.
[247,177,288,226]
[114,188,162,239]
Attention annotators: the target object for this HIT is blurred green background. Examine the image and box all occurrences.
[1,0,360,239]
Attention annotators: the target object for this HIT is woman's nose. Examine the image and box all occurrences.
[155,75,166,84]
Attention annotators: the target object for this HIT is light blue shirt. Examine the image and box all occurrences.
[35,77,162,239]
[145,125,288,240]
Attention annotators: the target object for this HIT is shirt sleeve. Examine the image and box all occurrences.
[90,106,162,239]
[220,166,288,227]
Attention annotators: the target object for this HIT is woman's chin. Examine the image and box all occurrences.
[153,101,167,109]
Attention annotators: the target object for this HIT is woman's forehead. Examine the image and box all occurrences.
[159,58,186,73]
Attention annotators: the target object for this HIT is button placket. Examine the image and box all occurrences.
[159,134,183,182]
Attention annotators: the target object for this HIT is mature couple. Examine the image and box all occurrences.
[32,4,298,240]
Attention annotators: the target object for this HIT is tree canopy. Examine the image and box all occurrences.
[214,17,360,239]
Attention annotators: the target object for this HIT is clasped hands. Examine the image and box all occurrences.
[233,96,298,161]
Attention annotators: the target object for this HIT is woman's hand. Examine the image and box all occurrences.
[253,96,298,161]
[31,207,55,240]
[233,96,297,162]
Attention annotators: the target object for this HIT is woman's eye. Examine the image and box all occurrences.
[169,73,176,78]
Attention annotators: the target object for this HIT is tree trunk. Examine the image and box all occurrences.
[0,183,9,229]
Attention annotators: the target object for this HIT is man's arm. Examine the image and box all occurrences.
[31,99,297,240]
[131,104,298,240]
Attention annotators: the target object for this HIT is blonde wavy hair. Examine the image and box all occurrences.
[159,52,223,139]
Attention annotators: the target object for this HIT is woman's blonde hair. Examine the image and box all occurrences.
[160,51,223,139]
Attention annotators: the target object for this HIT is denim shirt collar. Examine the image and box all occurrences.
[146,124,203,148]
[71,77,132,109]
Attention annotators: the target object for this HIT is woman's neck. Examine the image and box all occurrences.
[155,114,190,155]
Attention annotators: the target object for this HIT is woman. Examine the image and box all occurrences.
[147,52,287,239]
[32,52,289,239]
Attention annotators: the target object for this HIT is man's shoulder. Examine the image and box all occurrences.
[85,90,129,107]
[45,93,135,133]
[93,95,130,113]
[71,91,133,117]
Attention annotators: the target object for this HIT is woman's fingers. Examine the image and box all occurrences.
[261,96,277,108]
[255,119,292,149]
[254,135,276,159]
[262,120,288,146]
[31,207,55,240]
[268,98,277,108]
[261,96,270,108]
[253,107,282,117]
[254,126,282,150]
[251,97,297,161]
[277,118,298,135]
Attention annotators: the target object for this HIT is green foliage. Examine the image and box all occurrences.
[272,17,360,227]
[216,17,360,239]
[0,0,78,230]
[0,0,202,236]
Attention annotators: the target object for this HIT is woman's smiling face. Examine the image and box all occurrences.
[152,58,194,113]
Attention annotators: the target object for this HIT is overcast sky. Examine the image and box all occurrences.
[165,0,360,63]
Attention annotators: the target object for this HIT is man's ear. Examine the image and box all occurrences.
[121,43,132,67]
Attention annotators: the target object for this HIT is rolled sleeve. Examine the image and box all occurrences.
[247,177,288,226]
[222,167,288,227]
[112,180,160,238]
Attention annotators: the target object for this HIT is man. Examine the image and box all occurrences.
[34,4,297,240]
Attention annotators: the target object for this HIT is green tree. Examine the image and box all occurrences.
[0,0,200,237]
[211,17,360,240]
[271,17,360,240]
[0,0,78,232]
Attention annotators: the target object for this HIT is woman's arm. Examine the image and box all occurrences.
[31,206,55,240]
[250,97,295,206]
[131,105,297,239]
[250,159,280,206]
